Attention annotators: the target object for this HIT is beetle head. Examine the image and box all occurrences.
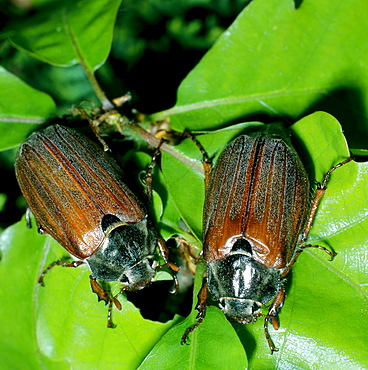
[87,216,157,289]
[218,298,262,324]
[207,239,282,323]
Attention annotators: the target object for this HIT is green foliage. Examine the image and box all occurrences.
[0,66,56,150]
[151,0,368,152]
[162,113,368,369]
[138,259,248,369]
[6,0,121,70]
[0,220,178,370]
[0,0,367,369]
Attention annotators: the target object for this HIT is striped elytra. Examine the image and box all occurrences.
[203,133,310,269]
[15,124,178,327]
[181,127,350,353]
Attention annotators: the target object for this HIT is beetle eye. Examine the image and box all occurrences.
[101,214,121,232]
[252,301,261,314]
[232,239,252,255]
[120,275,129,284]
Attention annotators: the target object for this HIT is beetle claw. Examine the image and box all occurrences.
[90,276,110,305]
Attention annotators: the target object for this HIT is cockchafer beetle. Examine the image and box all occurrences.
[15,124,178,327]
[181,125,352,353]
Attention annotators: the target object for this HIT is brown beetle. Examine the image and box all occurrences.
[15,124,178,326]
[181,125,351,352]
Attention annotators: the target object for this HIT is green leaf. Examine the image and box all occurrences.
[2,0,368,367]
[151,0,368,150]
[161,112,368,369]
[0,193,7,213]
[138,307,247,370]
[7,0,122,71]
[0,219,179,369]
[138,259,248,370]
[0,67,56,150]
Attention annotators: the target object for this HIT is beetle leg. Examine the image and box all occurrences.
[181,131,212,187]
[281,243,336,278]
[175,236,201,276]
[90,275,111,305]
[264,287,285,354]
[181,278,209,345]
[156,237,180,294]
[90,118,110,152]
[25,208,32,228]
[264,319,279,355]
[301,157,353,242]
[90,275,122,328]
[38,259,84,286]
[144,139,166,201]
[106,300,115,328]
[301,244,336,260]
[75,107,111,151]
[281,157,352,278]
[143,139,180,294]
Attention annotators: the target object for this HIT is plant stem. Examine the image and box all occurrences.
[62,9,114,111]
[83,67,114,111]
[125,122,204,175]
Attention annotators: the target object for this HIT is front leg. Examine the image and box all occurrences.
[38,259,84,286]
[181,277,209,345]
[264,287,286,354]
[301,157,352,242]
[157,237,180,294]
[90,275,122,328]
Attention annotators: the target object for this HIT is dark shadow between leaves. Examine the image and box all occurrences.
[303,86,368,152]
[294,0,304,9]
[290,129,316,187]
[126,280,193,322]
[108,1,252,114]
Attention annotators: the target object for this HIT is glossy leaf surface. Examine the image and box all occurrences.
[138,259,248,370]
[161,112,368,369]
[0,220,179,370]
[7,0,122,71]
[1,0,367,368]
[0,67,56,150]
[151,0,368,151]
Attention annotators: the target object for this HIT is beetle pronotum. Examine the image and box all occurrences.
[181,125,352,353]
